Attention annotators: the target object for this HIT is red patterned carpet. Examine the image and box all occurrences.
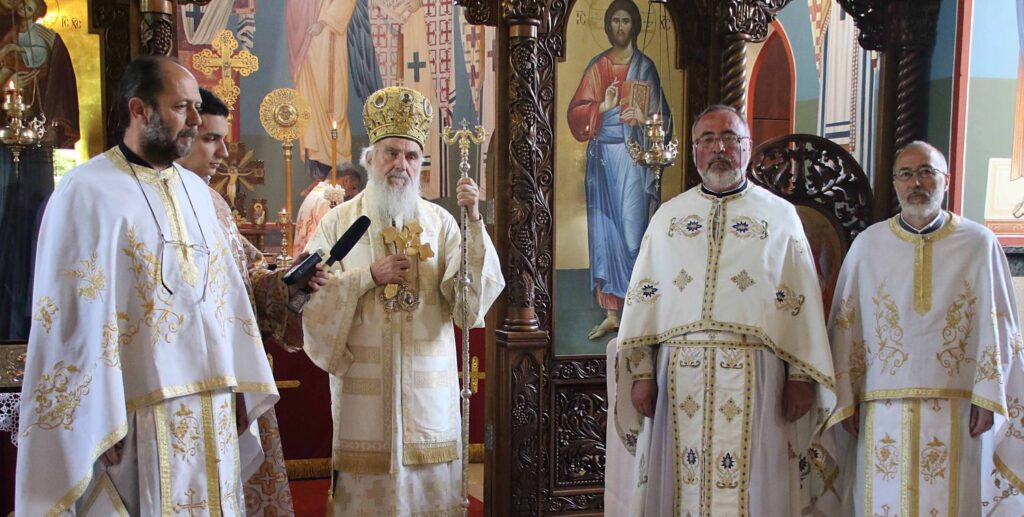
[289,479,484,516]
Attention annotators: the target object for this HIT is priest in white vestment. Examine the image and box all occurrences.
[15,56,278,515]
[615,105,836,516]
[302,86,505,515]
[820,141,1024,516]
[177,87,331,516]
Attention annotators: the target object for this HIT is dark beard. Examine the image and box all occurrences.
[140,111,193,166]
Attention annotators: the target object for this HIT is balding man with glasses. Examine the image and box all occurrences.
[15,56,278,516]
[613,104,837,515]
[818,141,1024,515]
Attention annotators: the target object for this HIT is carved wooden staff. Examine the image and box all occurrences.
[441,121,487,512]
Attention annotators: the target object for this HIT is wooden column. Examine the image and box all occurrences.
[718,0,793,115]
[838,0,941,219]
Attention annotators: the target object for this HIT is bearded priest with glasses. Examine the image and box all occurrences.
[816,141,1024,515]
[613,104,837,515]
[15,56,278,516]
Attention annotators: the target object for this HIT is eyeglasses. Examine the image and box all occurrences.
[128,162,211,302]
[693,133,749,150]
[894,166,946,182]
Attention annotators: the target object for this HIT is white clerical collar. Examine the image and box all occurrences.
[898,211,945,235]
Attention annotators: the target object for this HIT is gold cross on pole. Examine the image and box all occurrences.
[192,30,260,110]
[441,120,488,180]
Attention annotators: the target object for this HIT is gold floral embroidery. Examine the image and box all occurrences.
[718,349,745,369]
[874,433,899,480]
[100,311,140,371]
[122,226,185,343]
[626,278,661,305]
[719,398,742,423]
[728,216,768,239]
[920,436,949,484]
[774,284,805,316]
[61,253,106,300]
[1005,397,1024,440]
[674,268,693,291]
[668,215,704,238]
[679,349,702,368]
[170,403,202,461]
[680,396,700,419]
[871,284,909,375]
[32,296,59,334]
[1010,332,1024,356]
[22,361,93,434]
[974,345,1002,384]
[216,399,234,453]
[715,451,740,489]
[834,297,857,331]
[936,281,977,376]
[731,270,755,292]
[846,339,868,384]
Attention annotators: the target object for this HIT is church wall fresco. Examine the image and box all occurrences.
[176,0,498,223]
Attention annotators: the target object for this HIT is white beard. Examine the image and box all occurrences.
[899,191,943,222]
[365,169,421,225]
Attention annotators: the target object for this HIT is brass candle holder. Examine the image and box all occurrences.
[0,79,47,172]
[625,112,678,184]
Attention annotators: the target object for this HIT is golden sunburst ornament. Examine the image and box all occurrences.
[259,88,311,142]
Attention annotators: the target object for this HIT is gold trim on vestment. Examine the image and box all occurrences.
[949,401,960,514]
[403,440,458,465]
[701,349,716,514]
[125,377,277,412]
[154,402,174,516]
[79,474,131,517]
[828,390,1007,428]
[106,147,200,286]
[334,450,391,474]
[413,371,450,389]
[995,454,1024,493]
[864,402,875,514]
[349,345,382,363]
[900,399,920,517]
[620,320,835,390]
[285,457,332,479]
[342,377,383,395]
[200,392,222,516]
[888,213,960,315]
[47,422,129,517]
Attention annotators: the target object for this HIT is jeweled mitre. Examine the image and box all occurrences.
[363,86,434,148]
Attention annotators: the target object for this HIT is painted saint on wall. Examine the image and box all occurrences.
[566,0,672,340]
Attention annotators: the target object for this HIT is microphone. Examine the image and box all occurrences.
[286,215,372,314]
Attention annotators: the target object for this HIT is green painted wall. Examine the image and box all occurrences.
[795,99,819,135]
[961,78,1018,222]
[925,78,954,160]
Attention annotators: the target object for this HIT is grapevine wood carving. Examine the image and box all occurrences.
[92,0,133,148]
[140,12,174,56]
[748,134,874,244]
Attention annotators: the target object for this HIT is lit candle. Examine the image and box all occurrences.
[651,112,661,124]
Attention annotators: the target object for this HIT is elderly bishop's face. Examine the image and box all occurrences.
[368,137,423,187]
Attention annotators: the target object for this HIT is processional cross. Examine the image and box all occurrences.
[192,29,260,111]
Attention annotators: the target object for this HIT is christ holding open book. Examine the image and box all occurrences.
[567,0,672,340]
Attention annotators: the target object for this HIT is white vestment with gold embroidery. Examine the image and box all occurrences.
[302,192,504,516]
[820,213,1024,516]
[614,183,837,516]
[15,148,279,516]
